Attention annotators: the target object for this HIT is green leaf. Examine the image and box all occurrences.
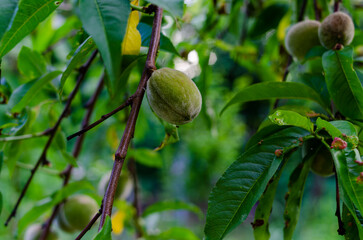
[253,158,287,240]
[0,0,18,41]
[283,153,313,240]
[138,22,179,55]
[17,46,46,80]
[0,151,3,174]
[204,127,310,240]
[322,47,363,120]
[154,121,179,151]
[343,204,361,240]
[269,110,314,132]
[0,0,63,58]
[331,147,363,227]
[8,71,61,113]
[0,191,2,216]
[93,215,112,240]
[220,82,329,115]
[79,0,130,94]
[148,227,199,240]
[128,148,163,168]
[316,118,344,138]
[142,200,203,218]
[249,3,289,38]
[18,181,95,233]
[61,150,78,167]
[59,36,96,95]
[54,129,66,151]
[145,0,184,18]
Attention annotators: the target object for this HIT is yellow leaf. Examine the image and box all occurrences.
[111,210,126,235]
[122,0,141,55]
[277,13,291,43]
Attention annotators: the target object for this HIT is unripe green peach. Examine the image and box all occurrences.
[318,12,355,49]
[24,224,58,240]
[146,68,202,125]
[304,139,335,177]
[57,195,99,232]
[285,20,321,61]
[311,146,335,177]
[98,170,133,199]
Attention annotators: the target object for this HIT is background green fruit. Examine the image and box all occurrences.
[304,139,335,177]
[98,170,133,199]
[285,20,321,61]
[24,224,58,240]
[318,12,355,49]
[146,68,202,125]
[57,195,99,232]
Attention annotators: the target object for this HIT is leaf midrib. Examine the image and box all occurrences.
[0,0,57,57]
[334,51,363,116]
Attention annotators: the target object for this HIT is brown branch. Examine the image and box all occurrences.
[335,170,346,235]
[98,7,163,230]
[313,0,322,21]
[67,95,134,141]
[334,0,341,12]
[297,0,308,22]
[4,50,98,227]
[40,75,104,240]
[75,205,103,240]
[128,158,143,238]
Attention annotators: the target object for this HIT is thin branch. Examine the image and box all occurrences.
[128,158,143,238]
[75,205,103,240]
[297,0,308,22]
[15,162,60,176]
[0,129,52,142]
[334,170,346,235]
[98,6,163,230]
[40,75,104,240]
[67,95,134,141]
[313,0,322,21]
[4,50,98,227]
[334,0,341,12]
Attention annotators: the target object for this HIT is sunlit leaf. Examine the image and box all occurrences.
[122,0,141,55]
[111,210,126,235]
[269,110,314,132]
[149,227,199,240]
[0,0,63,58]
[322,47,363,120]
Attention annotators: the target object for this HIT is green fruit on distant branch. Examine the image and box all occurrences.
[57,195,99,232]
[318,12,355,49]
[24,224,58,240]
[146,68,202,125]
[98,170,133,199]
[285,20,321,60]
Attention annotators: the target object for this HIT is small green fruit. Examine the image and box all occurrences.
[57,195,99,232]
[146,68,202,125]
[318,12,355,49]
[24,224,58,240]
[285,20,321,61]
[304,139,335,177]
[98,171,133,199]
[311,146,335,177]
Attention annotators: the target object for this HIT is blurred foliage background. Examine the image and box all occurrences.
[1,0,363,239]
